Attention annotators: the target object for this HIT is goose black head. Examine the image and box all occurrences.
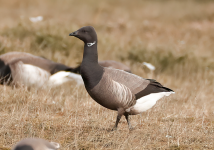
[69,26,97,44]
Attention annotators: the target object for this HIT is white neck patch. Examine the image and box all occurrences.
[87,41,96,47]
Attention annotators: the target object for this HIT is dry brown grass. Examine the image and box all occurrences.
[0,0,214,149]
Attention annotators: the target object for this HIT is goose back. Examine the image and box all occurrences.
[0,52,73,74]
[99,60,131,73]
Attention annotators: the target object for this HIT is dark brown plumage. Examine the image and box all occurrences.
[69,26,174,130]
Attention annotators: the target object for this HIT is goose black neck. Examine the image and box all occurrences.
[81,42,104,91]
[82,44,98,64]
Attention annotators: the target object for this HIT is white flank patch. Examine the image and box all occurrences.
[142,62,155,71]
[11,62,50,88]
[126,91,174,114]
[49,71,83,86]
[29,16,43,23]
[66,72,83,85]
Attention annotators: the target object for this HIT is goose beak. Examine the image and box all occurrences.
[69,31,78,36]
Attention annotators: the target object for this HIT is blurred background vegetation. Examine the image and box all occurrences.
[0,0,214,77]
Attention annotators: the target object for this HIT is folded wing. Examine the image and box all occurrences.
[104,68,174,100]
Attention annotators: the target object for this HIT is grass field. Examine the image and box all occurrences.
[0,0,214,149]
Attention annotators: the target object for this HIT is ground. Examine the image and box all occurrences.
[0,0,214,149]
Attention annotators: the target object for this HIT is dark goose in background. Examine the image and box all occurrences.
[0,52,83,88]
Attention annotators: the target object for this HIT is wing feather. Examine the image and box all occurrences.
[104,68,150,95]
[104,68,174,100]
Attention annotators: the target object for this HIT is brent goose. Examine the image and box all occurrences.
[0,52,83,88]
[69,26,174,130]
[73,60,131,74]
[12,138,60,150]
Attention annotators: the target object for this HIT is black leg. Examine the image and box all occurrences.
[125,113,133,130]
[112,108,125,131]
